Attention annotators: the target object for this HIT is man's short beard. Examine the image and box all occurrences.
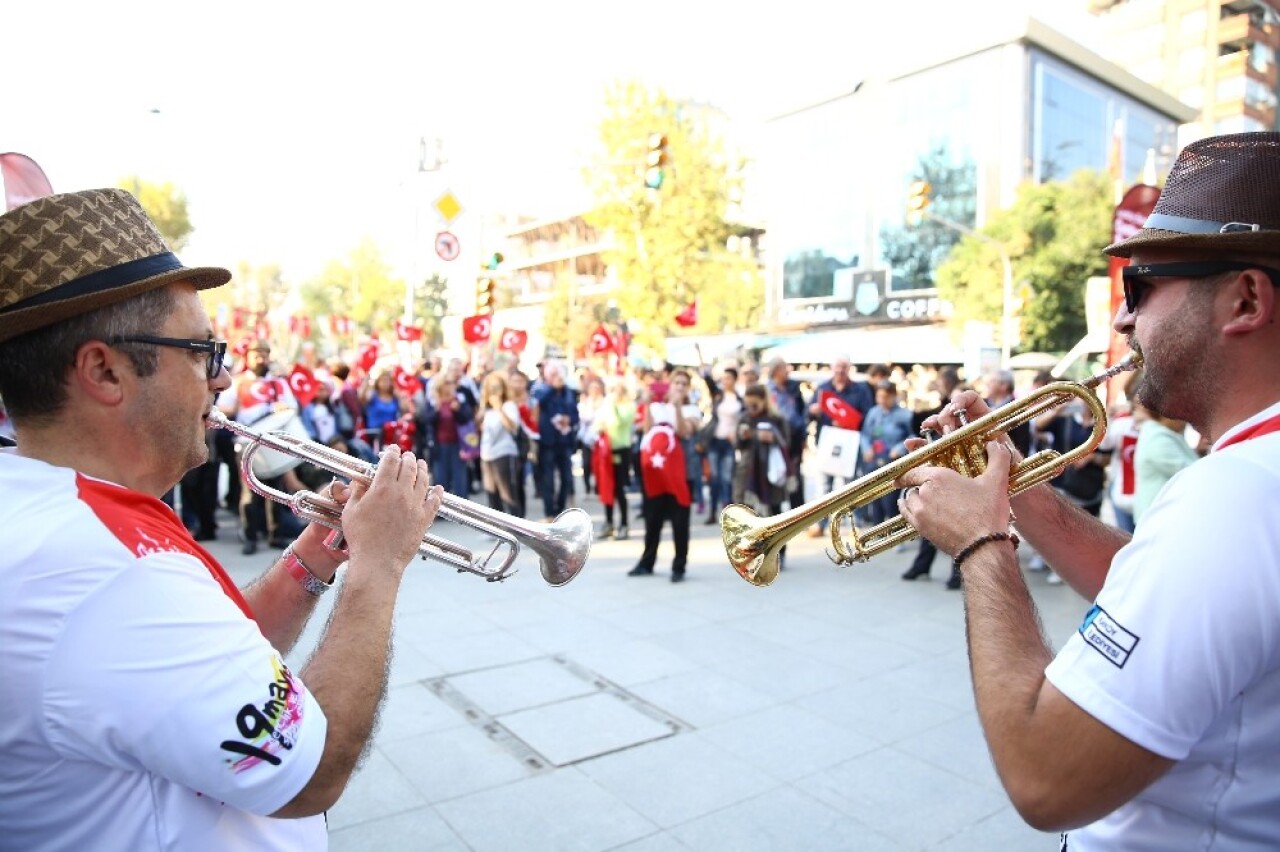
[251,363,269,377]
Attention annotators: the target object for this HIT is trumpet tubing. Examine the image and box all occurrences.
[208,411,589,586]
[722,355,1141,587]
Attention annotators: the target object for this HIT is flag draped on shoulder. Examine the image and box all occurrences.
[593,431,614,507]
[819,390,863,430]
[640,423,690,506]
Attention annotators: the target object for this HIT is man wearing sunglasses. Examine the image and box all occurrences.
[897,132,1280,848]
[0,189,445,848]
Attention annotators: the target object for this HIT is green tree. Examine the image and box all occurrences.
[119,176,194,251]
[880,143,977,290]
[582,81,764,353]
[415,273,450,348]
[298,238,407,337]
[934,169,1113,353]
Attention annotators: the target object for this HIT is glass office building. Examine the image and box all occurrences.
[759,16,1193,362]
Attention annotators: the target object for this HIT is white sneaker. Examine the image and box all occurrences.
[1046,571,1063,585]
[1028,555,1046,572]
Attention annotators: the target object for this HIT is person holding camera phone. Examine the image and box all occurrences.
[734,383,793,572]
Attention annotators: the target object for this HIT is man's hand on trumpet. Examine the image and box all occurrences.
[896,441,1016,557]
[342,446,446,577]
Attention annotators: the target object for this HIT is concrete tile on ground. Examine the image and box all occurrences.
[499,692,678,766]
[470,593,581,630]
[609,831,694,851]
[326,748,427,831]
[375,681,469,745]
[855,651,977,714]
[708,645,852,702]
[506,612,641,658]
[328,805,466,851]
[626,668,778,729]
[697,704,880,782]
[890,713,1005,794]
[445,657,598,717]
[386,723,537,804]
[648,623,790,670]
[434,769,657,852]
[766,622,927,682]
[565,637,701,688]
[386,640,450,688]
[931,805,1057,850]
[796,678,968,747]
[795,747,1010,847]
[670,786,905,852]
[575,733,781,829]
[593,600,715,639]
[415,627,544,675]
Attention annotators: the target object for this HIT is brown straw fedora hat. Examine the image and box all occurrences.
[0,188,231,344]
[1106,132,1280,258]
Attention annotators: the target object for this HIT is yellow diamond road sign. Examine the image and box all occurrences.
[434,191,462,223]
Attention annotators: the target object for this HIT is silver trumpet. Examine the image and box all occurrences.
[207,410,590,586]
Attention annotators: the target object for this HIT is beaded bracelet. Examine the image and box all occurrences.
[952,531,1020,572]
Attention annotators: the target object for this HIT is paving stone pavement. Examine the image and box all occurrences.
[208,476,1089,851]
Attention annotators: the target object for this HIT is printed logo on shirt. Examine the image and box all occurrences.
[220,657,307,771]
[1079,605,1140,668]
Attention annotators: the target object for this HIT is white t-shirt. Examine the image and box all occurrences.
[1100,414,1139,513]
[480,401,521,461]
[1046,400,1280,850]
[0,451,328,850]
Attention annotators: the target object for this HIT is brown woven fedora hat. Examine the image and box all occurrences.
[0,188,231,344]
[1106,132,1280,258]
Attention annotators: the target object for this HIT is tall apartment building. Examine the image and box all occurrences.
[1088,0,1280,136]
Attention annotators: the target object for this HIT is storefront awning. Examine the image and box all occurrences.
[663,332,798,366]
[760,324,964,366]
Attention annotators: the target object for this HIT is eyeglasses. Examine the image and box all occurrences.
[1122,261,1280,313]
[109,336,228,380]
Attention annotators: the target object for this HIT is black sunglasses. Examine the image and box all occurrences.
[1122,261,1280,313]
[109,336,228,380]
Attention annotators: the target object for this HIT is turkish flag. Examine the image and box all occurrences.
[1118,431,1138,497]
[640,424,691,506]
[819,391,863,430]
[356,338,380,373]
[231,336,253,360]
[288,364,318,406]
[462,315,492,343]
[589,325,613,354]
[498,327,528,353]
[394,319,423,341]
[674,301,697,328]
[594,431,615,507]
[393,365,422,397]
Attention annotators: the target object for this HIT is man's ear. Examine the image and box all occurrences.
[73,341,128,406]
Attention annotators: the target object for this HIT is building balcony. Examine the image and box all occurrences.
[1217,13,1273,54]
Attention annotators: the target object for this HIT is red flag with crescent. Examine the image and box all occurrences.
[498,328,528,353]
[394,319,423,342]
[819,391,863,430]
[356,338,380,373]
[674,301,697,328]
[639,423,691,506]
[462,315,492,343]
[1,152,54,211]
[288,364,318,406]
[231,336,253,360]
[393,365,422,397]
[589,325,613,354]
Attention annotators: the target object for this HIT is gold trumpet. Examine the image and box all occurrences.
[207,410,590,586]
[722,355,1142,587]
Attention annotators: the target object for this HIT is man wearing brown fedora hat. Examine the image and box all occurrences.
[896,132,1280,847]
[0,188,445,847]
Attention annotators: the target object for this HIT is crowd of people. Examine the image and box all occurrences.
[4,131,1277,848]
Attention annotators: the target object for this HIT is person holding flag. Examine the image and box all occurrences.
[805,356,872,538]
[629,369,702,582]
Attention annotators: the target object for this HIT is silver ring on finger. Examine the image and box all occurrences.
[904,486,920,501]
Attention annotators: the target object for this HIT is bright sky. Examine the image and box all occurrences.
[6,0,1091,283]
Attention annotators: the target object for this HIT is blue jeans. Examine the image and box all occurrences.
[432,442,469,498]
[538,442,575,518]
[707,438,735,511]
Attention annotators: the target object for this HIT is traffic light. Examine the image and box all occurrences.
[485,252,504,271]
[476,276,496,314]
[644,133,669,190]
[906,180,932,225]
